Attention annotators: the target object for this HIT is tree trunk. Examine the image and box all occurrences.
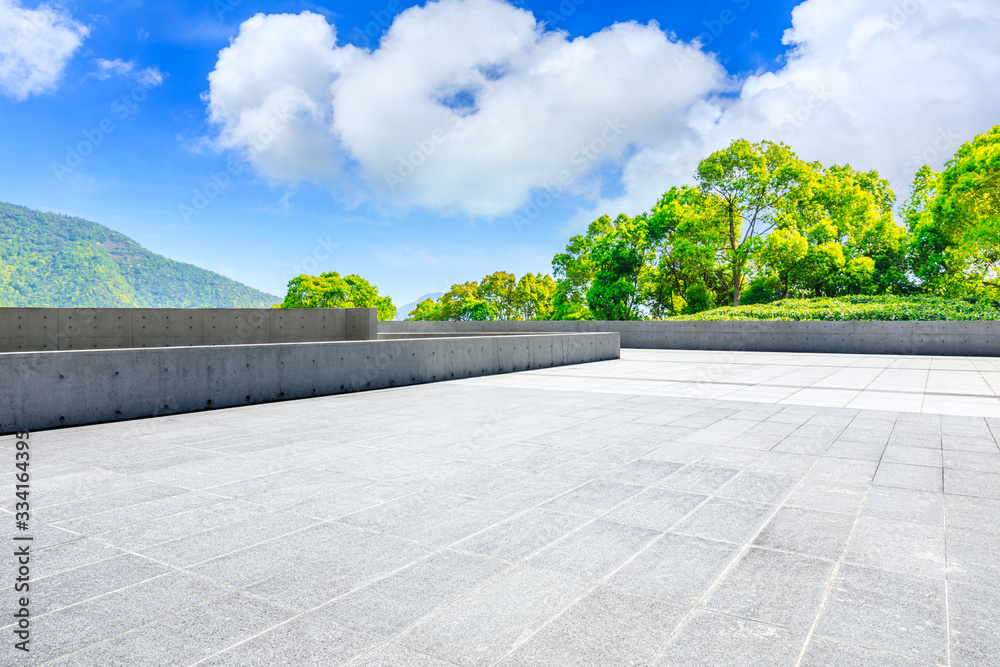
[733,265,742,307]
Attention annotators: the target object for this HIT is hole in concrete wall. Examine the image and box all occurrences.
[206,399,212,405]
[245,395,251,401]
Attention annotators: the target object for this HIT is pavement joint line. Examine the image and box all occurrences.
[644,449,832,666]
[508,369,1000,400]
[793,481,872,667]
[942,484,953,667]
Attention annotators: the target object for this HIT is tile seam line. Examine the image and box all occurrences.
[494,370,1000,400]
[793,482,873,667]
[642,451,833,667]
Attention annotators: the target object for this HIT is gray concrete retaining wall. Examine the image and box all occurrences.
[380,320,1000,356]
[1,332,619,433]
[0,307,377,352]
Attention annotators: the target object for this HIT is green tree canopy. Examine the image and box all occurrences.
[278,271,396,320]
[908,125,1000,295]
[405,271,556,321]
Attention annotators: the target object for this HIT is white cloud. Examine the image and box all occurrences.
[204,0,726,216]
[205,0,1000,222]
[588,0,1000,221]
[0,0,88,101]
[92,58,165,86]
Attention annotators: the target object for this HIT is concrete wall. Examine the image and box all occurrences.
[0,307,377,352]
[1,332,619,433]
[380,320,1000,356]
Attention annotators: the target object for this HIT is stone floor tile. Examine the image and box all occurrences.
[608,532,740,604]
[497,586,686,666]
[4,571,228,664]
[808,457,878,485]
[882,445,944,468]
[704,547,835,630]
[873,462,944,493]
[188,522,373,588]
[336,490,470,533]
[946,494,1000,534]
[199,614,378,666]
[246,535,436,611]
[861,486,944,526]
[815,564,948,664]
[944,469,1000,499]
[49,593,296,666]
[314,550,506,637]
[943,450,1000,473]
[941,435,999,454]
[139,510,317,567]
[32,553,171,616]
[658,464,741,494]
[527,519,661,581]
[344,643,455,666]
[799,637,931,666]
[715,471,799,504]
[824,439,887,462]
[650,609,806,667]
[948,582,1000,667]
[672,497,775,543]
[602,459,683,485]
[754,507,856,559]
[395,566,590,667]
[454,508,589,562]
[539,480,644,517]
[785,478,867,515]
[748,451,818,476]
[391,499,524,546]
[843,517,946,577]
[599,488,707,532]
[946,527,1000,588]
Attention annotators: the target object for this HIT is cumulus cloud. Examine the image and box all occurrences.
[590,0,1000,220]
[0,0,88,101]
[205,0,726,215]
[205,0,1000,221]
[92,58,165,87]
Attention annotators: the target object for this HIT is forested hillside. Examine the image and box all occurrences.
[0,202,279,307]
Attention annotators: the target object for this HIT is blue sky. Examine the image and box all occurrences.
[0,0,997,306]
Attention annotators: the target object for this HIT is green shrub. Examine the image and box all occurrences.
[668,294,1000,321]
[683,281,715,314]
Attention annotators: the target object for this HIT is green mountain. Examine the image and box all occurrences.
[0,202,280,308]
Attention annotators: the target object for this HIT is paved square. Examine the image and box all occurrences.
[3,349,1000,665]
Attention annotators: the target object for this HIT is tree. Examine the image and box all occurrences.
[682,280,715,314]
[405,271,557,321]
[646,186,727,315]
[763,228,809,297]
[696,139,815,306]
[587,235,645,320]
[553,214,654,320]
[910,125,1000,295]
[406,298,440,321]
[278,271,396,320]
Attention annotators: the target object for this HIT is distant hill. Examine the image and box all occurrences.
[0,202,280,308]
[395,292,445,320]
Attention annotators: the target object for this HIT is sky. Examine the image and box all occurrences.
[0,0,998,306]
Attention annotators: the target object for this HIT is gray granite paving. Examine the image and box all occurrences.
[3,350,1000,665]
